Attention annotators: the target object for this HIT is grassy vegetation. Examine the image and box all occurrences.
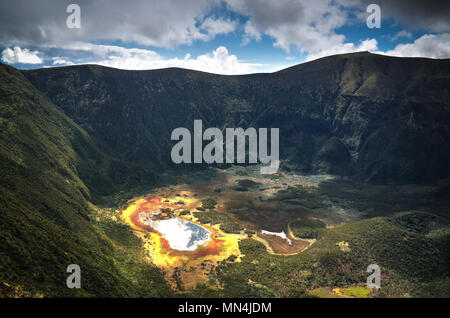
[308,287,347,298]
[0,63,171,297]
[0,282,43,298]
[179,210,191,216]
[290,218,326,239]
[188,210,449,298]
[236,179,261,189]
[201,197,217,210]
[89,209,173,297]
[389,211,449,235]
[272,185,326,209]
[340,286,372,298]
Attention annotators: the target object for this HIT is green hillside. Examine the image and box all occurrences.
[200,211,449,298]
[0,63,171,297]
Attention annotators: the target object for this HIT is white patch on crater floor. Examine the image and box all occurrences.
[261,230,292,245]
[139,213,211,251]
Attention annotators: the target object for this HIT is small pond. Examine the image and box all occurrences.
[140,215,211,251]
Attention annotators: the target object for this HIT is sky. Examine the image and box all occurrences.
[0,0,449,74]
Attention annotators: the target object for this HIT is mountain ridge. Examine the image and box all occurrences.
[21,52,450,184]
[20,51,450,75]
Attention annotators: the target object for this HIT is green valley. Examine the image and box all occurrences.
[1,52,449,298]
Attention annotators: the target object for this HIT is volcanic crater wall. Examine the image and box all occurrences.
[23,52,450,184]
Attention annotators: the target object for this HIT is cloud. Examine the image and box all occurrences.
[1,46,43,64]
[381,33,450,59]
[227,0,380,60]
[0,0,361,56]
[389,30,413,42]
[1,0,449,70]
[305,38,378,61]
[358,0,450,32]
[226,0,450,59]
[200,17,237,39]
[43,43,264,75]
[51,57,74,66]
[242,21,262,45]
[226,0,357,54]
[0,0,222,48]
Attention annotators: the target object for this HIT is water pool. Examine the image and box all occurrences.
[140,215,211,251]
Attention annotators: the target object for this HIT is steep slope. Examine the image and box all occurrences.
[23,52,450,183]
[270,52,450,182]
[0,63,170,297]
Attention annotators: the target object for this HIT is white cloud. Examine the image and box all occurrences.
[55,42,162,60]
[99,46,263,75]
[47,43,265,75]
[389,30,413,42]
[1,1,448,73]
[305,38,378,61]
[225,0,380,61]
[1,46,43,64]
[200,17,237,38]
[1,0,449,65]
[226,0,352,54]
[51,57,74,65]
[381,33,450,59]
[242,21,262,45]
[226,0,449,62]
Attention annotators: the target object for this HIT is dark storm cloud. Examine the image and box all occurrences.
[0,1,67,45]
[359,0,450,32]
[226,0,306,27]
[0,0,214,47]
[227,0,450,33]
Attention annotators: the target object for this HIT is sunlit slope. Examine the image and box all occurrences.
[0,63,170,297]
[205,211,449,298]
[23,52,450,183]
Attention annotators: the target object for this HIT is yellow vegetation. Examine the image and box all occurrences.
[120,193,246,291]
